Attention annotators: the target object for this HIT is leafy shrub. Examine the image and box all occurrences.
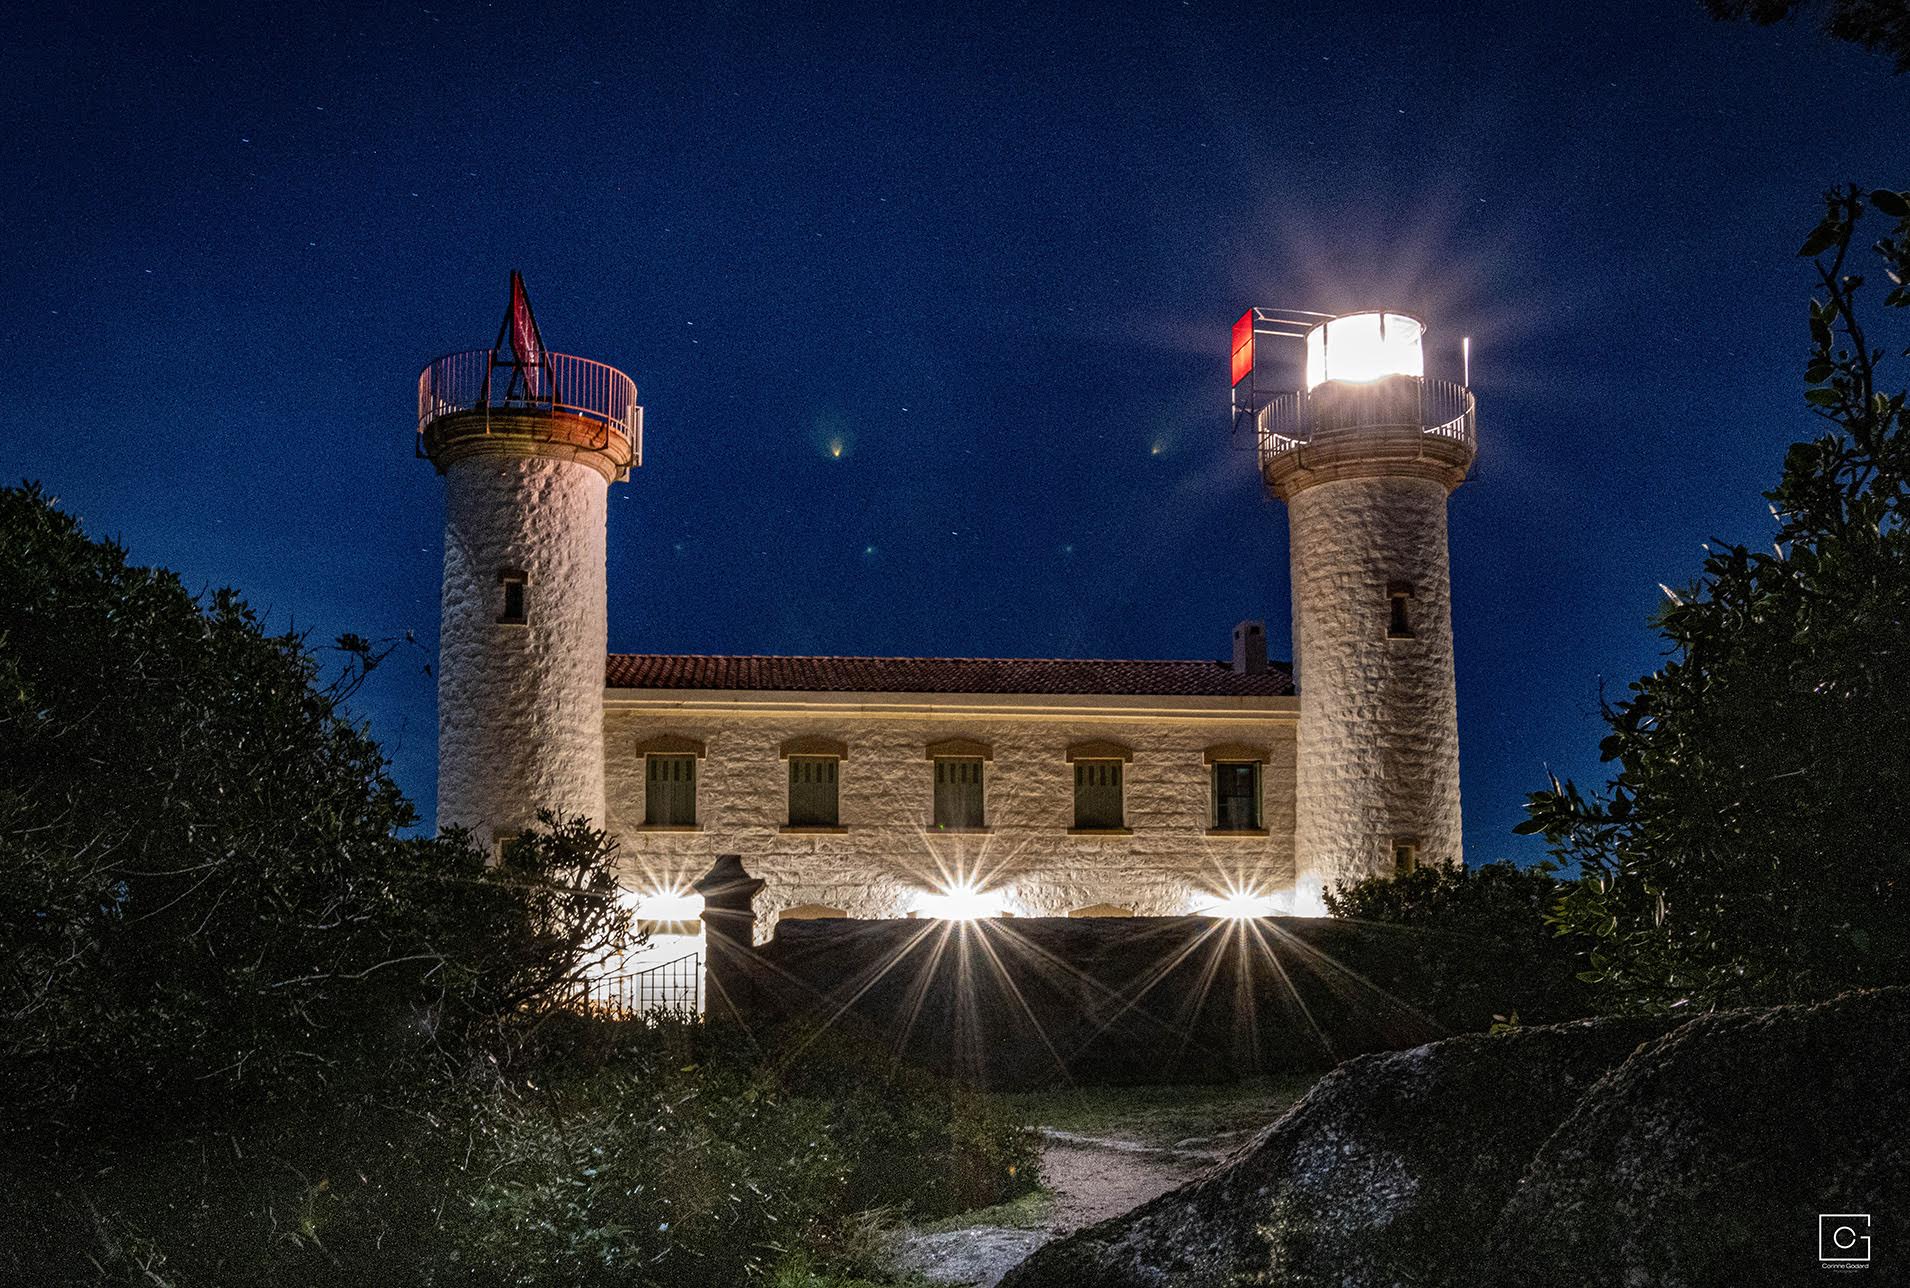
[776,1029,1043,1217]
[454,1063,844,1286]
[1521,187,1910,1011]
[1325,862,1593,1024]
[0,486,1037,1287]
[444,1021,1041,1286]
[1,1092,474,1287]
[0,484,635,1131]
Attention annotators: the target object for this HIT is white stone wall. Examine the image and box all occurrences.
[601,697,1298,939]
[437,455,609,844]
[1288,475,1462,897]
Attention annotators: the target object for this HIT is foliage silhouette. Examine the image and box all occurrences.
[1520,186,1910,1009]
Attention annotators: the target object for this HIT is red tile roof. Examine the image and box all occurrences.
[604,654,1295,697]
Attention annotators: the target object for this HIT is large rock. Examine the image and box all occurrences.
[1480,987,1910,1287]
[1001,1016,1673,1287]
[1004,989,1910,1288]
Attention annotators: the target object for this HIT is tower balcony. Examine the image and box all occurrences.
[418,348,642,483]
[1257,375,1476,499]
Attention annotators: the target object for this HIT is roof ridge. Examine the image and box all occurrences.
[602,651,1269,666]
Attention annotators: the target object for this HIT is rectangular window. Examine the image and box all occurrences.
[498,569,529,625]
[933,758,985,829]
[788,756,839,827]
[1073,760,1124,829]
[1211,762,1261,831]
[644,755,697,826]
[1394,840,1419,876]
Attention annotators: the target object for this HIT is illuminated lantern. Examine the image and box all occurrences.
[1303,311,1425,390]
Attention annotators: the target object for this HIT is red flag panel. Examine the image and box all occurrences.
[507,271,545,397]
[1230,309,1254,387]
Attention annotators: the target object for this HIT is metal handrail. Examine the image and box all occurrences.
[417,348,642,457]
[567,950,703,1019]
[1257,375,1475,460]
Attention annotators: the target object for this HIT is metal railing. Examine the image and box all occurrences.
[417,348,642,461]
[567,951,703,1019]
[1256,375,1475,460]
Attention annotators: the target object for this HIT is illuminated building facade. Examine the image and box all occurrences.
[422,289,1474,943]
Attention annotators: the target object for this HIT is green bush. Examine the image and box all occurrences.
[453,1063,844,1286]
[443,1021,1042,1286]
[1,1092,473,1287]
[1324,862,1593,1025]
[3,1017,1041,1288]
[776,1029,1043,1217]
[1521,187,1910,1011]
[0,485,637,1131]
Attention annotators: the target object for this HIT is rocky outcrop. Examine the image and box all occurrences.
[1000,1016,1673,1287]
[1003,988,1910,1288]
[1480,987,1910,1287]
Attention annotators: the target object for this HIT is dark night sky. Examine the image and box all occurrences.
[4,1,1906,862]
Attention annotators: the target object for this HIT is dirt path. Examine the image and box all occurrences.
[894,1076,1316,1286]
[1037,1133,1218,1235]
[895,1132,1220,1287]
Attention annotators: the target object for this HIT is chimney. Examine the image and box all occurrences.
[1232,619,1267,675]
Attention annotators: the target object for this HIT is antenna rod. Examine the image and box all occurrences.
[1463,336,1471,387]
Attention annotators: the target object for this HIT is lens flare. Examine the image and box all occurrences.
[913,880,1008,920]
[621,886,705,921]
[1188,882,1317,919]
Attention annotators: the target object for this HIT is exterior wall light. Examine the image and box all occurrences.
[912,881,1008,920]
[621,887,705,922]
[1190,885,1283,919]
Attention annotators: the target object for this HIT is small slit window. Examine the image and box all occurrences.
[1387,581,1415,639]
[788,756,840,828]
[1073,760,1124,830]
[498,568,529,625]
[1394,838,1420,876]
[644,755,697,826]
[933,758,985,829]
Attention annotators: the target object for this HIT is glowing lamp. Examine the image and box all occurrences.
[622,887,705,922]
[1303,312,1424,391]
[913,881,1007,920]
[1190,886,1282,919]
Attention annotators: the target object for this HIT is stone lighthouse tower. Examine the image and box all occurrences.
[417,273,640,847]
[1253,311,1475,904]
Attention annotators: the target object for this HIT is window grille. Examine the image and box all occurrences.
[645,755,697,826]
[933,758,985,828]
[788,756,839,827]
[1073,760,1124,829]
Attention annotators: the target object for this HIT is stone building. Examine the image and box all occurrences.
[419,291,1474,944]
[599,646,1297,926]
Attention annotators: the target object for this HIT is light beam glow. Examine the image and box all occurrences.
[621,886,705,922]
[912,880,1009,920]
[1189,884,1286,919]
[1304,312,1425,390]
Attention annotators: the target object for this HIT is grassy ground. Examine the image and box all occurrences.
[998,1073,1321,1149]
[914,1188,1057,1233]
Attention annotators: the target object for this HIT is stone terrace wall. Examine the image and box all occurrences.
[699,882,1568,1088]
